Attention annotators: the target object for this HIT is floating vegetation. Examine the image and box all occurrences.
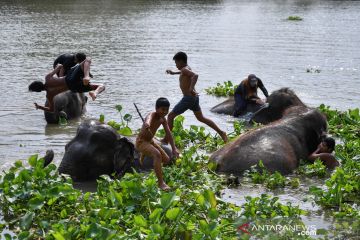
[287,16,303,21]
[205,80,237,97]
[306,66,321,73]
[1,103,359,238]
[297,159,328,178]
[244,161,293,189]
[106,104,133,136]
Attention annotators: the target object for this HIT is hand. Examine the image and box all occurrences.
[172,148,180,158]
[83,77,90,85]
[190,89,199,96]
[56,63,63,69]
[255,99,264,105]
[144,122,150,129]
[34,103,39,110]
[166,69,174,75]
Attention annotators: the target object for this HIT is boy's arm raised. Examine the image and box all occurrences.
[166,69,181,75]
[45,64,63,82]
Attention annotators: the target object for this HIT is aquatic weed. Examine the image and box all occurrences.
[205,81,237,97]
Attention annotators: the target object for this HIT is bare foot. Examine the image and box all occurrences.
[158,182,171,191]
[89,91,97,101]
[220,131,228,143]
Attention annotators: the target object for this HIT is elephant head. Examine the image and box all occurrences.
[44,91,87,124]
[251,88,305,124]
[58,120,135,181]
[113,137,135,177]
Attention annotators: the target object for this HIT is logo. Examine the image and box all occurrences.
[236,222,317,237]
[237,222,251,235]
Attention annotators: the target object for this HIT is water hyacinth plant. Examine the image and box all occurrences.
[106,104,133,136]
[205,81,237,97]
[1,102,360,239]
[287,16,303,21]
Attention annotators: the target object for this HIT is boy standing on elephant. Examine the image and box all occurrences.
[163,52,228,143]
[135,98,179,191]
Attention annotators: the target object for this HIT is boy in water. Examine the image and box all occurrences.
[135,97,179,191]
[308,137,339,169]
[29,57,105,113]
[163,52,228,143]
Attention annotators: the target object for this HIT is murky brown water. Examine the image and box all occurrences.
[0,0,359,237]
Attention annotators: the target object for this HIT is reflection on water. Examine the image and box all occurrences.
[221,176,333,229]
[1,0,359,166]
[0,1,359,233]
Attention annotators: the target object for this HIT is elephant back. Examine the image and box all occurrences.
[44,91,87,124]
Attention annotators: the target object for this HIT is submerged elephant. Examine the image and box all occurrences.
[55,120,172,181]
[251,88,305,124]
[210,88,327,175]
[44,91,87,124]
[210,96,264,117]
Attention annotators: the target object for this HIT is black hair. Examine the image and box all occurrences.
[173,51,187,63]
[28,81,45,92]
[156,97,170,109]
[248,74,257,80]
[323,137,335,151]
[75,52,86,63]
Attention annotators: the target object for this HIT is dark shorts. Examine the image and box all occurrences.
[65,65,92,93]
[172,96,201,114]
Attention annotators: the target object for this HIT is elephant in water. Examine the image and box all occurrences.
[210,96,264,117]
[210,88,327,175]
[251,88,305,124]
[44,91,87,124]
[52,120,172,181]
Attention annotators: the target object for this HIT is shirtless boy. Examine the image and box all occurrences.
[53,52,87,77]
[164,52,228,143]
[29,57,105,113]
[135,97,179,191]
[308,137,339,169]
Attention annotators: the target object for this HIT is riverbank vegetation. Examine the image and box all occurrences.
[1,87,359,238]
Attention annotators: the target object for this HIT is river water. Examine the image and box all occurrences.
[1,0,359,236]
[1,0,359,168]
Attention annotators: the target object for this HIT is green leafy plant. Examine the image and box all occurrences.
[156,115,227,151]
[241,194,306,219]
[205,81,237,97]
[287,16,303,21]
[297,159,328,177]
[106,104,133,136]
[308,105,360,219]
[0,119,242,239]
[244,161,287,189]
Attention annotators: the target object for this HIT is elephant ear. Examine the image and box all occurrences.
[113,137,135,177]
